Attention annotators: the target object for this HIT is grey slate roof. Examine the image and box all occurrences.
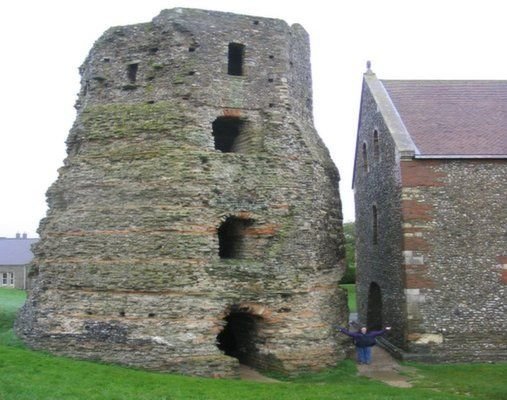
[0,238,38,265]
[381,80,507,157]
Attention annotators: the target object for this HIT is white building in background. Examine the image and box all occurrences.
[0,234,38,290]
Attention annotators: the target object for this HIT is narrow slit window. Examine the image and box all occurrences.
[127,63,139,83]
[372,205,378,245]
[362,142,369,173]
[373,130,380,162]
[228,43,245,76]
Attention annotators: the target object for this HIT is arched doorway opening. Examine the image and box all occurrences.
[367,282,383,331]
[216,306,262,367]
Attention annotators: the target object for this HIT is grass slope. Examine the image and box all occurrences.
[1,288,505,400]
[340,284,356,313]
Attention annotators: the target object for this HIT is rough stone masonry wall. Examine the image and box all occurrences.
[353,82,407,347]
[400,159,507,362]
[15,9,347,377]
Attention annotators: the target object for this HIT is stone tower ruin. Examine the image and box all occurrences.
[16,8,347,377]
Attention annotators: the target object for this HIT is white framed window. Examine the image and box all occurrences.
[1,272,14,287]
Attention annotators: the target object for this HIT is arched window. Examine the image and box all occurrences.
[373,130,380,162]
[362,142,368,173]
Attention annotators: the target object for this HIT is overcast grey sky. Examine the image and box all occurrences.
[1,0,506,237]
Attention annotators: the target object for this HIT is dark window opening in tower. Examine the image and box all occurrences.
[367,282,383,331]
[228,43,245,76]
[216,309,261,366]
[127,63,139,83]
[212,117,245,153]
[218,216,254,259]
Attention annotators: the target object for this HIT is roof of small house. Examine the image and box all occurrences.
[0,237,38,265]
[381,80,507,157]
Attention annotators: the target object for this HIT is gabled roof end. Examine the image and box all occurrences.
[363,73,418,157]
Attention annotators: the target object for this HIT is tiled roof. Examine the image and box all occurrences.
[0,238,38,265]
[381,80,507,156]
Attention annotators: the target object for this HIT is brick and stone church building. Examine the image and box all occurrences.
[353,65,507,362]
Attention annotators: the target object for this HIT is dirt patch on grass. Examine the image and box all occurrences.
[356,347,415,388]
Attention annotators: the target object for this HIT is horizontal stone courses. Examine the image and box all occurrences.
[17,8,345,376]
[42,208,289,232]
[38,259,319,277]
[43,312,220,326]
[44,224,280,237]
[40,256,209,265]
[46,226,216,236]
[49,204,258,213]
[59,153,302,179]
[67,153,288,167]
[51,179,297,194]
[41,287,241,298]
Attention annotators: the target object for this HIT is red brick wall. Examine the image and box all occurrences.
[401,200,433,222]
[403,265,435,288]
[401,160,446,187]
[400,160,442,291]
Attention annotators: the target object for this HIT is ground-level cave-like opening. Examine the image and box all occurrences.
[216,309,262,366]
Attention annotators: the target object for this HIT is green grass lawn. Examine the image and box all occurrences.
[0,288,26,347]
[1,288,505,400]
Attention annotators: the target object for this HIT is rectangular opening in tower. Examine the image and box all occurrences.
[228,43,245,76]
[212,117,246,153]
[218,217,254,259]
[127,63,139,83]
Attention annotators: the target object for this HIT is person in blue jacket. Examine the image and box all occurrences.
[337,325,391,364]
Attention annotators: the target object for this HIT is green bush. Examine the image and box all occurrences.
[340,265,356,284]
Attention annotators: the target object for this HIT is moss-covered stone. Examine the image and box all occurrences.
[16,8,347,378]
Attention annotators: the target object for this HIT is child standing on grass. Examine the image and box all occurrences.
[337,325,391,364]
